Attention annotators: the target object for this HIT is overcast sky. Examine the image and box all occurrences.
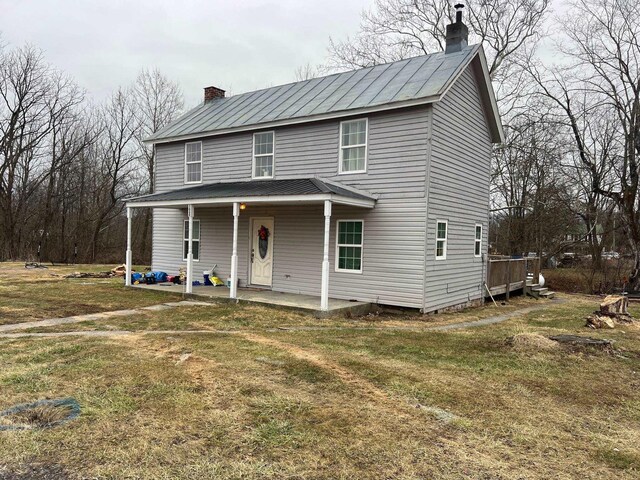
[0,0,371,107]
[1,0,565,109]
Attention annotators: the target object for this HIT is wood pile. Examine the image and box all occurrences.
[586,295,634,329]
[111,264,127,276]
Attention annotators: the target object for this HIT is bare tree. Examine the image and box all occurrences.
[492,113,571,256]
[0,44,83,259]
[87,87,141,262]
[526,0,640,287]
[133,68,183,260]
[327,0,550,105]
[133,68,183,194]
[294,63,323,81]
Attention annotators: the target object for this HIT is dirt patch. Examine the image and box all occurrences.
[241,333,390,402]
[508,333,561,352]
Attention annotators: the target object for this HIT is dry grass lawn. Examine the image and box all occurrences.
[0,265,639,479]
[0,262,181,325]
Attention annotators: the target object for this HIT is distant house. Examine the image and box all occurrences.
[564,224,604,247]
[125,8,503,313]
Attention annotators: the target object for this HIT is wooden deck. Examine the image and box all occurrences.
[486,256,542,299]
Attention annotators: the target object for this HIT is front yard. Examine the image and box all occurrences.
[0,263,639,479]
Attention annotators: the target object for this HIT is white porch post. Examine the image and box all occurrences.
[230,202,240,299]
[125,207,133,286]
[186,204,194,294]
[321,200,332,311]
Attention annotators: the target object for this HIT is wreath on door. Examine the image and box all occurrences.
[258,225,270,259]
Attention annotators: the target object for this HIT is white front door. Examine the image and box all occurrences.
[250,217,274,286]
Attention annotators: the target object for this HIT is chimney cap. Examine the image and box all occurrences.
[454,3,465,23]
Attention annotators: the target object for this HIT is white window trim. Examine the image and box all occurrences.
[184,141,203,185]
[338,118,368,175]
[183,219,201,262]
[436,220,448,260]
[474,224,482,257]
[252,131,275,179]
[335,219,364,274]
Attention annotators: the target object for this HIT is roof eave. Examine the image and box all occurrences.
[472,47,505,144]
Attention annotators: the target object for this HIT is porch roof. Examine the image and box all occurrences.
[126,177,377,209]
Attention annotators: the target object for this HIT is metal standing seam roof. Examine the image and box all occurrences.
[126,178,376,204]
[147,45,480,143]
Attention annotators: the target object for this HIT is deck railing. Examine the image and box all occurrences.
[486,256,540,299]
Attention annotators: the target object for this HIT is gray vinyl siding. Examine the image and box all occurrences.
[153,107,430,308]
[424,66,492,311]
[151,202,424,306]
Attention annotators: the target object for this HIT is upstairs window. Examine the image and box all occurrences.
[185,142,202,184]
[183,219,200,261]
[339,119,367,174]
[336,220,363,272]
[475,224,482,257]
[253,131,274,178]
[436,220,447,260]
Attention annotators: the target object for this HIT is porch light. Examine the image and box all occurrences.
[240,203,247,210]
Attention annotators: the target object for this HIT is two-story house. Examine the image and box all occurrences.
[125,9,503,313]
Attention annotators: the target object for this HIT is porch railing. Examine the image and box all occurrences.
[486,256,540,299]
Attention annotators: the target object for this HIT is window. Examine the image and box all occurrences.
[339,119,367,173]
[184,142,202,184]
[253,131,274,178]
[336,220,363,272]
[183,220,200,261]
[474,224,482,257]
[436,220,447,260]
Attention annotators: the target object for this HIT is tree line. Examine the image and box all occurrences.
[0,42,183,264]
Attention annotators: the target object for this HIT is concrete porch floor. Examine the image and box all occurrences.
[131,284,372,317]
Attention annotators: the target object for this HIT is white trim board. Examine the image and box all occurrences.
[127,193,376,209]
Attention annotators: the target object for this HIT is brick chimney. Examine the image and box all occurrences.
[445,3,468,54]
[204,86,225,102]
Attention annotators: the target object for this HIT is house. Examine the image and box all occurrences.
[125,7,504,313]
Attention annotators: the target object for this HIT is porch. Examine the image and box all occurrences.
[132,283,372,317]
[125,178,377,312]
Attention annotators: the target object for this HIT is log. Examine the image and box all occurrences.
[63,271,113,279]
[111,264,127,276]
[586,314,615,329]
[600,295,629,316]
[548,335,614,351]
